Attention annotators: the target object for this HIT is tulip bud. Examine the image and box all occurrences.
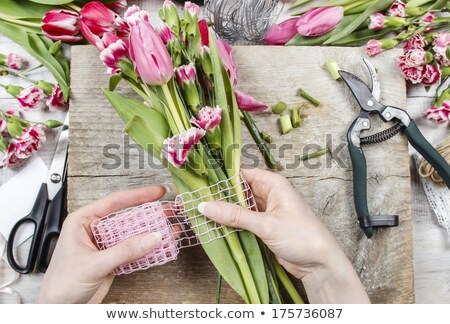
[44,120,63,128]
[42,9,83,43]
[36,80,54,96]
[49,41,62,55]
[264,18,299,45]
[5,85,24,98]
[296,6,344,37]
[159,0,181,35]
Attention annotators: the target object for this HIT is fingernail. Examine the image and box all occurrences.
[162,185,171,193]
[142,232,162,248]
[198,202,209,215]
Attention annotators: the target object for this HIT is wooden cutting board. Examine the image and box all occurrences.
[68,45,413,303]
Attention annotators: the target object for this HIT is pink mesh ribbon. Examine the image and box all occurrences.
[91,174,257,275]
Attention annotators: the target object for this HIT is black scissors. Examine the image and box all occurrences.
[7,114,69,274]
[339,60,450,239]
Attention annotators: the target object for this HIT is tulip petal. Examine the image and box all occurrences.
[235,90,268,112]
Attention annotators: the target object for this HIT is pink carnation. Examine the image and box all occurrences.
[424,101,450,124]
[401,49,427,67]
[403,34,427,51]
[388,0,406,18]
[161,128,205,168]
[433,32,450,48]
[369,13,385,30]
[190,106,222,131]
[46,84,67,111]
[17,86,47,110]
[398,57,426,84]
[7,53,28,70]
[366,39,382,57]
[421,64,441,86]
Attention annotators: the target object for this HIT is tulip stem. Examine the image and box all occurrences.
[0,15,41,28]
[65,2,82,12]
[162,83,187,133]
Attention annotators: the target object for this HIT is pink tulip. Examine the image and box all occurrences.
[46,84,67,111]
[184,2,200,16]
[17,86,47,110]
[234,90,268,112]
[161,128,206,167]
[424,101,450,124]
[79,1,117,49]
[296,7,344,37]
[175,63,196,85]
[387,0,406,18]
[7,53,28,70]
[369,13,385,30]
[264,17,300,45]
[41,9,83,43]
[99,32,129,73]
[129,21,174,85]
[115,4,149,38]
[190,106,222,131]
[217,40,238,86]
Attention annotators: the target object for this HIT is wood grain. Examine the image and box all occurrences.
[68,45,414,303]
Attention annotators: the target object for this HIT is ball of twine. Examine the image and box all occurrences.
[419,136,450,184]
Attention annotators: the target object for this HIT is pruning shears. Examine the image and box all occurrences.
[339,59,450,239]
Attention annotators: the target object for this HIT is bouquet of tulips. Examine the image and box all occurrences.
[69,1,301,304]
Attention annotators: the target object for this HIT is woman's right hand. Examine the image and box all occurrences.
[198,168,370,304]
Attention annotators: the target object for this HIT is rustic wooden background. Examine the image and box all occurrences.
[67,45,413,303]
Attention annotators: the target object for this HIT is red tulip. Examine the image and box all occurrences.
[129,21,174,85]
[198,19,209,47]
[79,1,117,50]
[41,9,83,43]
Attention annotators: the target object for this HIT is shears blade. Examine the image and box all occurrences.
[363,58,381,102]
[46,113,69,200]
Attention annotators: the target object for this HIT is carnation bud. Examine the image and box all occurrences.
[425,51,434,64]
[36,80,54,96]
[44,120,63,128]
[49,41,62,55]
[0,136,8,152]
[405,7,426,17]
[0,53,6,65]
[159,0,180,35]
[441,66,450,79]
[7,121,23,138]
[0,68,9,76]
[5,85,24,98]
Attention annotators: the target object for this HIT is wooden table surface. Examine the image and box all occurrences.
[1,0,449,304]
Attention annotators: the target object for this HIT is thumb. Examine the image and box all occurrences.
[96,232,162,276]
[198,201,262,235]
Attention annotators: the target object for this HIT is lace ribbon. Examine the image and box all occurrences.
[0,236,22,304]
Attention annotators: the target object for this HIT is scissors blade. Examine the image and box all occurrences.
[363,58,381,101]
[46,113,69,200]
[339,70,385,113]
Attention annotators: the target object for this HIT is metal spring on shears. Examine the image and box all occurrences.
[360,123,404,145]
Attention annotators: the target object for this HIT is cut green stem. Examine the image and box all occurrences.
[272,101,287,114]
[260,131,274,143]
[301,147,330,161]
[298,88,321,107]
[280,114,293,134]
[241,111,281,170]
[291,107,302,128]
[325,60,342,80]
[216,273,222,304]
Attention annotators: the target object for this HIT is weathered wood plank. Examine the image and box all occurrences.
[68,45,413,303]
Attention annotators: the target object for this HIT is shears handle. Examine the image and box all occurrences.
[348,143,399,239]
[36,186,65,273]
[405,120,450,188]
[7,183,48,274]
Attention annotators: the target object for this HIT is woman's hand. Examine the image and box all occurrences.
[37,186,166,304]
[198,168,370,304]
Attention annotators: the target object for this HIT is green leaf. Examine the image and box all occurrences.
[109,75,122,91]
[331,27,397,46]
[324,0,395,45]
[0,0,54,19]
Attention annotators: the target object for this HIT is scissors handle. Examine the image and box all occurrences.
[36,186,65,273]
[7,183,48,274]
